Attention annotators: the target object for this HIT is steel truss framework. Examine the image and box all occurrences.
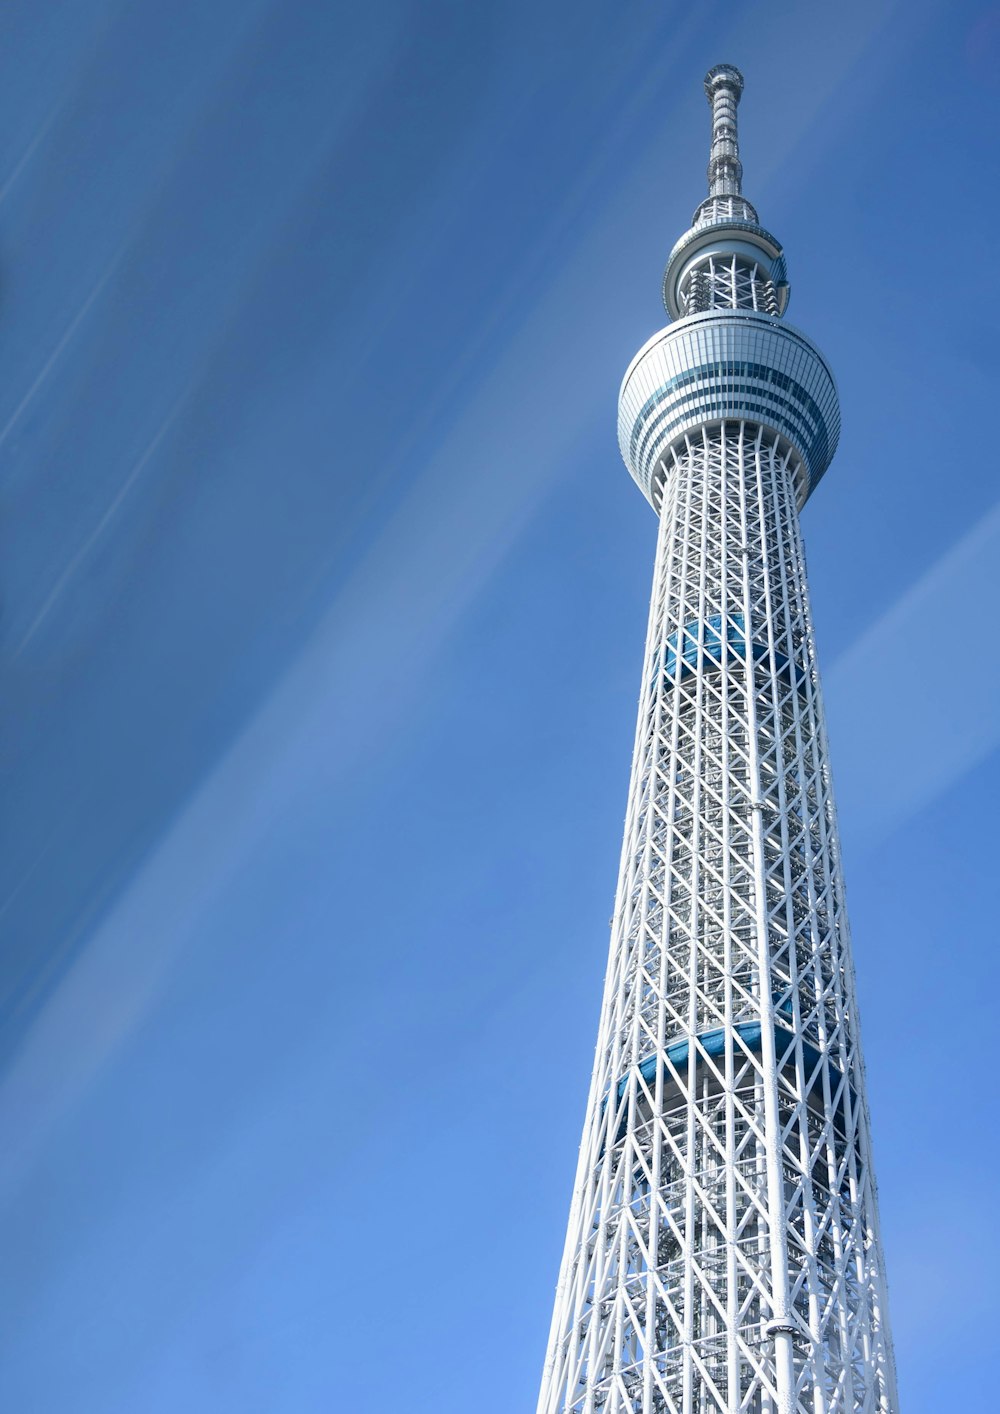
[537,67,897,1414]
[679,255,780,316]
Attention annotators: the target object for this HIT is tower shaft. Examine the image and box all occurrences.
[536,68,897,1414]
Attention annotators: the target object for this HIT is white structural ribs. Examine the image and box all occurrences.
[536,68,897,1414]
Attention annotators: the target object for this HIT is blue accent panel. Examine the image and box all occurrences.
[598,1022,853,1154]
[657,613,804,687]
[612,1022,839,1104]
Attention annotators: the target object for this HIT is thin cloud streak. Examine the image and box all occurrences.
[0,106,59,207]
[824,497,1000,850]
[0,226,608,1208]
[14,403,186,654]
[0,261,118,448]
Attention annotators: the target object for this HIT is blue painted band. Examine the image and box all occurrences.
[629,359,831,480]
[618,1021,830,1103]
[657,612,805,687]
[598,1022,853,1153]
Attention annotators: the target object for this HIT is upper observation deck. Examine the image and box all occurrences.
[618,310,840,511]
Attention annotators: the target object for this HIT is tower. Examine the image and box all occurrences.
[536,67,897,1414]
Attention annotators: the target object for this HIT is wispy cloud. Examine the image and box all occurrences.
[824,497,1000,849]
[0,107,59,207]
[14,402,184,655]
[0,262,117,448]
[0,186,607,1203]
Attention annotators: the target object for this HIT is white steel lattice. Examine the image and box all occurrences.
[679,256,780,316]
[536,67,897,1414]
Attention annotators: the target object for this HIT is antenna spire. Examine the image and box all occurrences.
[704,64,744,197]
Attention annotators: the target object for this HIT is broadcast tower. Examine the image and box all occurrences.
[536,67,897,1414]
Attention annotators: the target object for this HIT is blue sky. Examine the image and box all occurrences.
[0,1,997,1409]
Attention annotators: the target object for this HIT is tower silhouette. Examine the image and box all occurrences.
[536,66,897,1414]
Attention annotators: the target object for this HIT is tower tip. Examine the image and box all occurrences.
[704,64,744,101]
[704,64,745,198]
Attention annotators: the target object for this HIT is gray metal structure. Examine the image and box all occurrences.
[536,66,897,1414]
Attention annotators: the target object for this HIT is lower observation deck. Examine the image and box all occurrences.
[618,309,840,511]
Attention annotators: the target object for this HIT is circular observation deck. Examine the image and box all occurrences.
[618,309,840,512]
